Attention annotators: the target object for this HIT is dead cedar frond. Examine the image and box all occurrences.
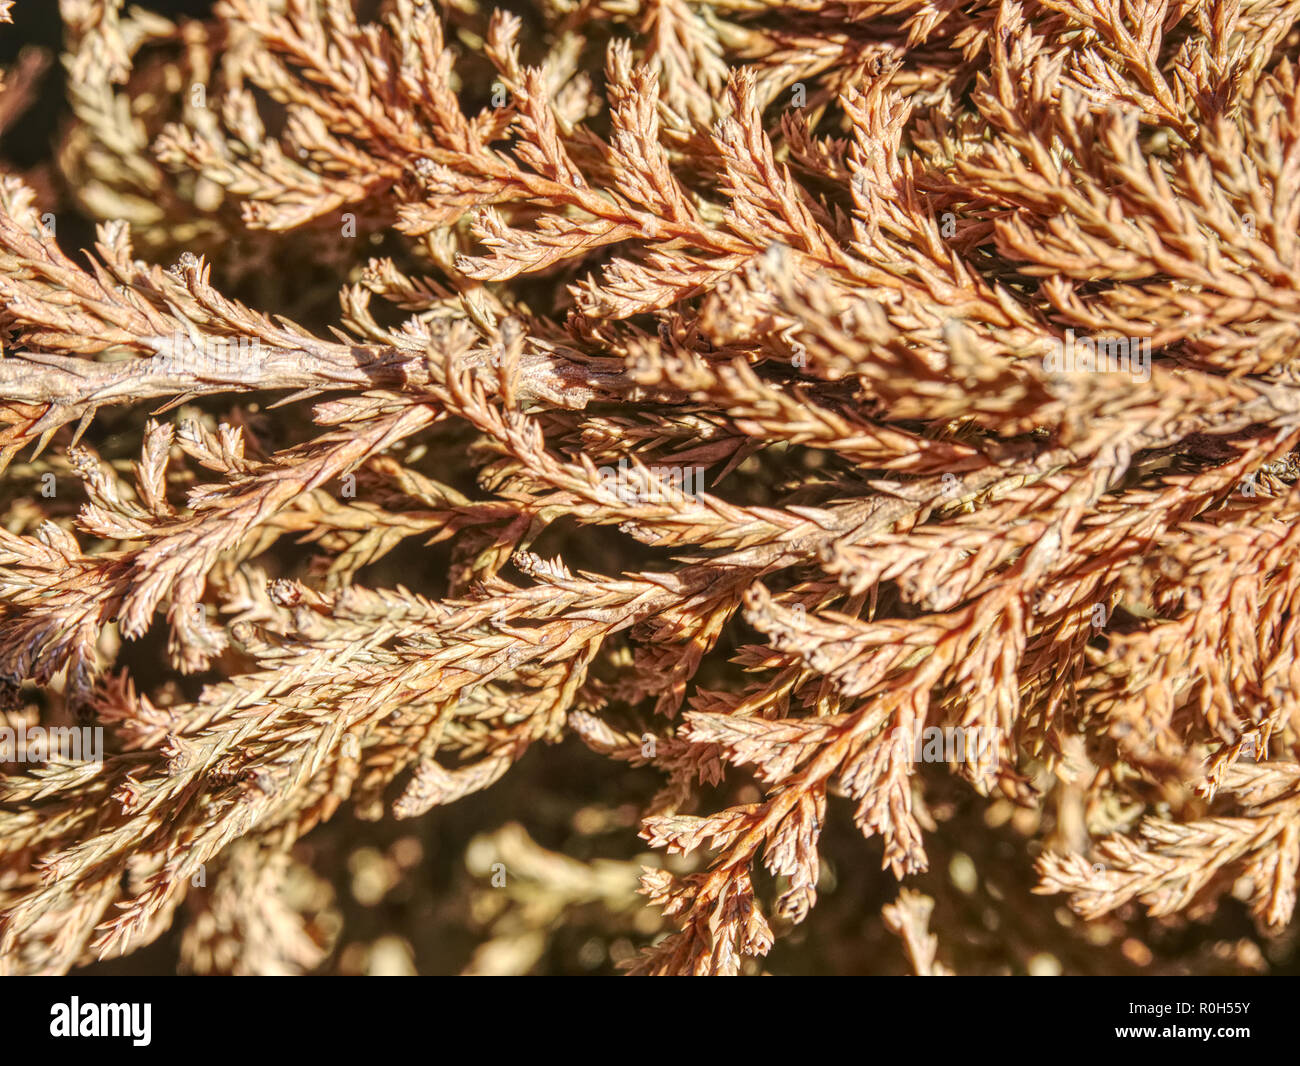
[0,0,1298,975]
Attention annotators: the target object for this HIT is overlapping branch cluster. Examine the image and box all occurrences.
[0,0,1298,975]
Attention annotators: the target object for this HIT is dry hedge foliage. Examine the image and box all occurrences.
[2,0,1300,976]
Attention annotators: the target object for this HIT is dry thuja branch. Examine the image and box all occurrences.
[0,0,1299,976]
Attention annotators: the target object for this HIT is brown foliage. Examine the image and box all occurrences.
[0,0,1299,975]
